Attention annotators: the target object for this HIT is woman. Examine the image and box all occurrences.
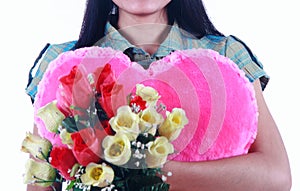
[26,0,292,190]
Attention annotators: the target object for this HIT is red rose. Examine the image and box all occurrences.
[56,65,94,117]
[50,147,77,180]
[94,64,120,118]
[101,120,115,135]
[71,127,106,166]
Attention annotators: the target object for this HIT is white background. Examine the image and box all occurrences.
[0,0,299,190]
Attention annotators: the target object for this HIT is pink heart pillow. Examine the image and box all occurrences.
[34,47,257,162]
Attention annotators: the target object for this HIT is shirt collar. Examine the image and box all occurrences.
[95,22,185,57]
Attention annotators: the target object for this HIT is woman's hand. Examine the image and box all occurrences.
[27,183,61,191]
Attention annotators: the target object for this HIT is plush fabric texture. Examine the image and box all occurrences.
[34,47,257,161]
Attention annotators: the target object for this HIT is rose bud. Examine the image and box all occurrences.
[49,146,78,180]
[102,132,131,166]
[59,129,73,146]
[139,106,164,136]
[21,132,52,160]
[146,136,174,168]
[135,84,160,105]
[109,105,140,140]
[158,108,189,142]
[36,100,65,133]
[80,162,114,187]
[71,128,105,166]
[23,158,56,187]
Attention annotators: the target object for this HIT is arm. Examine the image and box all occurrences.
[27,183,61,191]
[164,80,292,191]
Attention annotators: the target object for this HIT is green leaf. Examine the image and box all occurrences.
[138,182,170,191]
[62,117,78,133]
[136,133,155,144]
[65,180,76,190]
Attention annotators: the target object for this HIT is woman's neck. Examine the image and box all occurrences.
[117,9,170,55]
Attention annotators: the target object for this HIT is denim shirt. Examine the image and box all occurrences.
[26,22,269,102]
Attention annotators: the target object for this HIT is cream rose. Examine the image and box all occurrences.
[136,84,160,105]
[146,136,174,168]
[21,132,52,160]
[158,108,188,141]
[36,100,65,133]
[80,162,114,187]
[59,128,73,146]
[139,106,164,135]
[102,132,132,166]
[109,105,140,140]
[23,158,56,187]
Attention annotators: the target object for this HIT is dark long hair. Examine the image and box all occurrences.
[73,0,223,49]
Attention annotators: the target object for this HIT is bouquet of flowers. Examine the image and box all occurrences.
[21,60,188,191]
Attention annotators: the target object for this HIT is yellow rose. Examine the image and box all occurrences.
[136,84,160,105]
[36,100,65,133]
[158,108,189,141]
[139,106,164,135]
[23,158,56,187]
[21,132,52,160]
[102,132,132,166]
[59,128,73,146]
[80,162,114,187]
[146,136,174,168]
[109,105,140,140]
